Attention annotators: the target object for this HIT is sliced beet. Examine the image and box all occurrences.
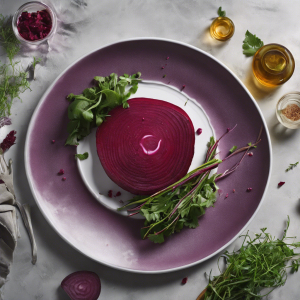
[61,271,101,300]
[96,98,195,195]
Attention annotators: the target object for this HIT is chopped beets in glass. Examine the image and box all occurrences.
[181,277,188,285]
[278,181,285,187]
[17,10,52,41]
[0,130,16,152]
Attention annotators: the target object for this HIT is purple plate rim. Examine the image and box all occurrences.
[24,37,272,274]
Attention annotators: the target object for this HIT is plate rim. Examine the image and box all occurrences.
[24,37,272,274]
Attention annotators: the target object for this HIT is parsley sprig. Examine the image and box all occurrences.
[217,7,226,17]
[201,217,300,300]
[242,30,264,56]
[65,72,141,146]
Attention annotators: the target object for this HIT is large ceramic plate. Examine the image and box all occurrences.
[25,38,271,273]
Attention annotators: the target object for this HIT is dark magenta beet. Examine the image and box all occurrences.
[17,10,52,41]
[61,271,101,300]
[96,98,195,195]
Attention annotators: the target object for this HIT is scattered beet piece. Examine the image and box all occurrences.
[108,190,113,198]
[17,10,52,41]
[119,199,124,204]
[96,98,195,195]
[52,139,55,144]
[247,188,252,192]
[227,128,230,132]
[196,128,202,135]
[248,152,253,156]
[62,177,66,181]
[115,191,121,197]
[161,66,165,69]
[181,277,188,285]
[61,271,101,300]
[181,84,186,91]
[166,57,169,60]
[58,169,65,175]
[225,193,228,198]
[0,130,16,152]
[233,189,236,193]
[278,181,285,187]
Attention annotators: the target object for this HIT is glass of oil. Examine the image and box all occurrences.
[210,17,235,41]
[252,44,295,87]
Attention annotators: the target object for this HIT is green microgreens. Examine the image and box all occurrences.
[286,162,299,172]
[119,127,262,243]
[203,217,300,300]
[217,7,226,17]
[229,145,237,153]
[75,152,89,160]
[65,72,141,146]
[242,30,264,57]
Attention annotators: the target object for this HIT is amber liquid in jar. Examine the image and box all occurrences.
[252,44,295,87]
[210,17,235,41]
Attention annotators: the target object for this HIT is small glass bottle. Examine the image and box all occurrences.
[252,44,295,87]
[276,92,300,129]
[210,17,235,41]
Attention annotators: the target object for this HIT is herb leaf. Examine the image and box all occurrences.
[242,30,264,57]
[229,145,237,153]
[65,73,141,146]
[203,217,300,299]
[217,7,226,17]
[75,152,89,160]
[248,142,257,148]
[286,162,299,172]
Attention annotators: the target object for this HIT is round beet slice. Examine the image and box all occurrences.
[61,271,101,300]
[96,98,195,195]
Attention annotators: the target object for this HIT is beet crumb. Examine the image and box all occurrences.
[227,128,230,132]
[119,199,124,204]
[142,117,145,121]
[51,139,55,144]
[225,193,228,198]
[248,152,253,157]
[161,66,165,69]
[181,85,186,91]
[62,177,66,181]
[233,189,236,193]
[278,181,285,187]
[181,277,188,285]
[108,190,113,198]
[115,191,121,197]
[166,57,169,60]
[247,188,252,192]
[58,169,64,175]
[196,128,202,135]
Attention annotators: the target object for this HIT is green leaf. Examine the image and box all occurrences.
[248,142,257,148]
[82,110,93,122]
[75,152,89,160]
[286,162,299,172]
[148,233,165,243]
[217,7,226,17]
[243,30,264,56]
[68,99,90,120]
[229,145,237,153]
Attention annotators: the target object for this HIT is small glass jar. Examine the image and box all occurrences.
[276,92,300,129]
[210,17,235,41]
[252,44,295,87]
[12,1,57,46]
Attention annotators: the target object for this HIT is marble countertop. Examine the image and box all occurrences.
[1,0,300,299]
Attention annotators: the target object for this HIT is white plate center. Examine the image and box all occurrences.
[77,81,215,216]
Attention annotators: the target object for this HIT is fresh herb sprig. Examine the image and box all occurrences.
[242,30,264,56]
[0,15,20,63]
[0,14,31,117]
[286,162,298,172]
[201,217,300,300]
[65,72,141,146]
[217,7,226,17]
[75,152,89,160]
[119,127,261,243]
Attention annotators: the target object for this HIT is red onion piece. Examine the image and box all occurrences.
[61,271,101,300]
[96,98,195,195]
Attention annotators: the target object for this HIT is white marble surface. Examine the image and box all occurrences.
[1,0,300,299]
